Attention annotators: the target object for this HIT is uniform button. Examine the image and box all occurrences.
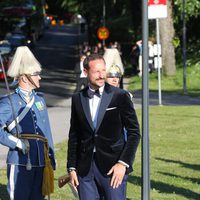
[94,134,98,137]
[35,126,38,129]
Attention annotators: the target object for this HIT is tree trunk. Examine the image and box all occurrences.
[159,0,176,76]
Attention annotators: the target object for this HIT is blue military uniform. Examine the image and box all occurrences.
[0,87,56,200]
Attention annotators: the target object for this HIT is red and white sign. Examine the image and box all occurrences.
[148,0,167,19]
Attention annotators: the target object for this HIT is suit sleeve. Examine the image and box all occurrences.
[119,91,140,167]
[67,95,79,169]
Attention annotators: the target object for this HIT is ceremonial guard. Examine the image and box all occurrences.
[0,46,56,200]
[106,64,122,87]
[103,48,124,89]
[106,64,133,100]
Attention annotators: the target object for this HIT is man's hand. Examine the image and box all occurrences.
[69,170,79,192]
[16,139,30,154]
[107,163,126,189]
[21,139,30,154]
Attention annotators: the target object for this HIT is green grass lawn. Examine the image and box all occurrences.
[127,106,200,200]
[1,106,200,200]
[128,64,200,96]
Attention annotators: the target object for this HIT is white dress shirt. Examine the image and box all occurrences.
[88,85,129,168]
[89,85,104,128]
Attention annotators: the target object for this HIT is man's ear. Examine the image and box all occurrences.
[83,68,88,77]
[21,75,29,83]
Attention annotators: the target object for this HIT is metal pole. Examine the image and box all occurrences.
[142,0,150,199]
[102,0,106,46]
[182,0,187,94]
[156,18,162,105]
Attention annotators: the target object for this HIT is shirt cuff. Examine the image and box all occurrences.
[67,167,76,173]
[118,160,129,168]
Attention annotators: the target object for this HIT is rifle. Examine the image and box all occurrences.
[58,174,79,199]
[0,51,20,138]
[58,174,70,188]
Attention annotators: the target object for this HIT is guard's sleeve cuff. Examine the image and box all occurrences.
[15,138,22,149]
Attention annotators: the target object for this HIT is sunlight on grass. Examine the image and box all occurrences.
[0,106,200,199]
[128,64,200,96]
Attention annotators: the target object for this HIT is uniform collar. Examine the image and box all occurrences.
[16,87,35,103]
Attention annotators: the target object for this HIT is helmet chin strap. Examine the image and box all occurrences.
[25,75,38,89]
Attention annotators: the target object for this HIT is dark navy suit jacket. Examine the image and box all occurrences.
[67,83,140,177]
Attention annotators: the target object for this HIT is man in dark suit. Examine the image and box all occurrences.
[67,53,140,200]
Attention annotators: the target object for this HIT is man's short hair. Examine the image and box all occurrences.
[83,53,105,70]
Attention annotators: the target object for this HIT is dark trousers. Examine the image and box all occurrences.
[78,158,128,200]
[7,164,44,200]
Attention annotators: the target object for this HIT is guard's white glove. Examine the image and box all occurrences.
[16,139,30,154]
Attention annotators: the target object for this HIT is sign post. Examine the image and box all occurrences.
[97,27,109,41]
[182,0,187,94]
[148,0,167,105]
[102,0,106,46]
[156,18,162,105]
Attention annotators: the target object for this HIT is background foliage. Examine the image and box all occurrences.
[45,0,200,71]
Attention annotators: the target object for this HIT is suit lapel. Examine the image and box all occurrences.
[80,88,94,131]
[95,84,113,132]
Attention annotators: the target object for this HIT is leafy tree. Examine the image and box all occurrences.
[48,0,200,75]
[159,0,176,75]
[174,0,200,62]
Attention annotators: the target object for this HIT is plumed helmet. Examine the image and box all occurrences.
[103,48,124,75]
[107,64,122,78]
[7,46,41,78]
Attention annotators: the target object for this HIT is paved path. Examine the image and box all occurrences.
[132,90,200,107]
[1,78,200,169]
[123,78,200,107]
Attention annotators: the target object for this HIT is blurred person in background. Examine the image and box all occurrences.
[74,54,88,92]
[106,64,133,142]
[103,48,124,89]
[106,64,122,88]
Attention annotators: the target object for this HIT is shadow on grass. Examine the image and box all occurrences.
[128,175,200,199]
[0,183,9,200]
[155,157,200,171]
[158,172,200,185]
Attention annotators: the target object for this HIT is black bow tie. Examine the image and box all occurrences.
[87,89,101,98]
